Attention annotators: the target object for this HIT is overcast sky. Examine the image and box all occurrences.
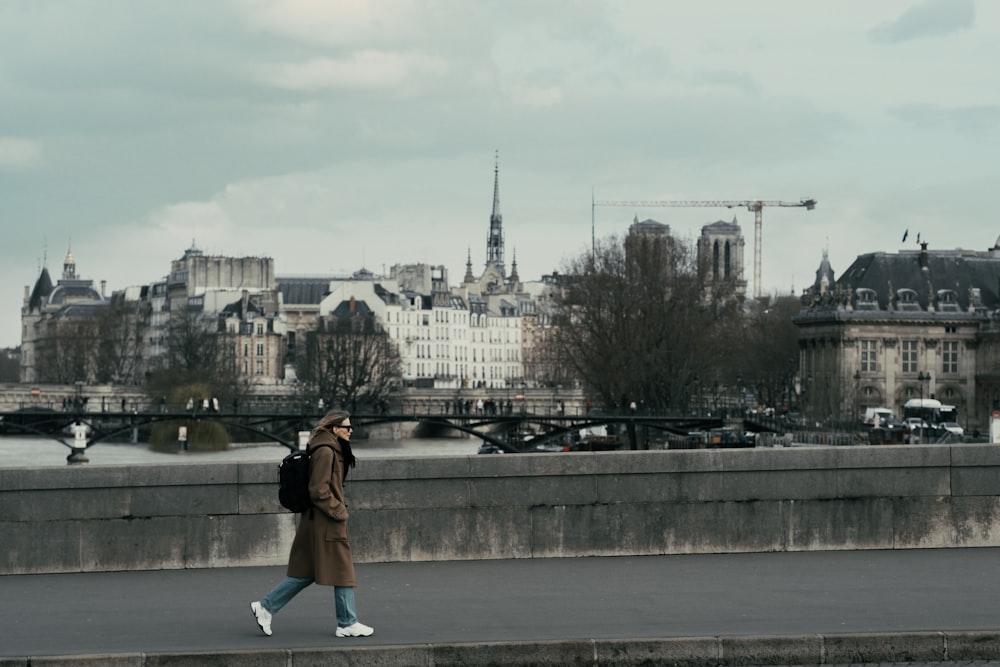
[2,0,998,349]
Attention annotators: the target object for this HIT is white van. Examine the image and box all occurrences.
[863,407,895,427]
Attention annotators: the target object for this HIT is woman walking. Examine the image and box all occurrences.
[250,409,373,637]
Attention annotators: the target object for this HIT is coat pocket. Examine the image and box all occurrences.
[324,519,349,542]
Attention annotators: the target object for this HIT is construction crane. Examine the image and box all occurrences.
[592,197,817,299]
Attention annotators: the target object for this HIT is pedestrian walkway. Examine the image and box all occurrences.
[4,549,1000,665]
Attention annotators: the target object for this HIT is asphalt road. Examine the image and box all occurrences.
[4,548,1000,660]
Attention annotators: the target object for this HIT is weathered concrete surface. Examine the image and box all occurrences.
[3,444,1000,574]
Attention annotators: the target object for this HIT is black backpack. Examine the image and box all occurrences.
[277,444,333,513]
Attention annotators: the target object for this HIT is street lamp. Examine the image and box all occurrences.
[853,370,861,425]
[67,381,89,465]
[802,373,812,421]
[736,374,744,417]
[918,371,931,403]
[691,375,700,416]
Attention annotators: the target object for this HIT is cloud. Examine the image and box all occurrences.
[148,200,234,240]
[891,104,1000,138]
[234,0,446,48]
[0,137,43,169]
[252,50,450,92]
[869,0,975,43]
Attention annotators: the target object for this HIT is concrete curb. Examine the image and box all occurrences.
[6,630,1000,667]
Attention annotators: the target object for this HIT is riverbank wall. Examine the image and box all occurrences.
[3,444,1000,574]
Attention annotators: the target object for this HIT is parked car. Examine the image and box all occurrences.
[903,417,927,430]
[940,422,964,436]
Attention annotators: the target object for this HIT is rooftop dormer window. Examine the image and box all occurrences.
[937,289,960,312]
[896,288,920,311]
[855,288,879,310]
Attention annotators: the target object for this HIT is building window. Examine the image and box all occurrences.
[256,343,264,356]
[861,340,878,372]
[901,340,918,374]
[256,360,264,375]
[942,341,959,374]
[256,323,264,335]
[856,288,878,310]
[938,290,960,312]
[896,288,920,311]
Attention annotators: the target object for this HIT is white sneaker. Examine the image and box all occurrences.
[250,601,272,636]
[336,621,374,637]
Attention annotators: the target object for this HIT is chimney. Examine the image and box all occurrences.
[919,242,929,269]
[349,296,356,312]
[100,280,106,298]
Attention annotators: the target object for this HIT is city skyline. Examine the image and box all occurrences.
[3,1,998,348]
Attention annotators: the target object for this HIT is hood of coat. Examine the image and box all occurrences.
[310,428,340,451]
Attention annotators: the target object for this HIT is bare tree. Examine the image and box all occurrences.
[35,316,98,384]
[94,298,147,385]
[145,307,247,407]
[297,312,401,411]
[737,295,803,414]
[549,234,738,412]
[0,348,19,383]
[526,322,574,389]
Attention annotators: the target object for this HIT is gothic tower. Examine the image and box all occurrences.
[697,217,747,300]
[485,151,505,276]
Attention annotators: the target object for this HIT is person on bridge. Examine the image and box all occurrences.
[250,409,373,638]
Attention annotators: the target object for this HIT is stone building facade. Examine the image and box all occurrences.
[21,244,288,387]
[147,245,286,386]
[795,241,1000,432]
[21,248,109,384]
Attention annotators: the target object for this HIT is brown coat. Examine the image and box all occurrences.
[286,429,356,586]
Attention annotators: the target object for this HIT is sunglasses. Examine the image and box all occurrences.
[338,424,354,431]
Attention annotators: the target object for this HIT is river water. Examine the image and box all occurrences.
[0,435,482,468]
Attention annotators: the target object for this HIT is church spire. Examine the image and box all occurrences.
[485,150,505,276]
[508,248,520,286]
[63,242,76,280]
[463,247,475,284]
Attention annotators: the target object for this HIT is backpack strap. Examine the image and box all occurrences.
[305,444,336,519]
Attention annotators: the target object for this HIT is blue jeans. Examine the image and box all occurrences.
[260,576,358,627]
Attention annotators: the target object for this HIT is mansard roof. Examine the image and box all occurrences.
[331,299,375,318]
[221,295,265,319]
[497,298,519,316]
[842,249,1000,311]
[373,282,398,304]
[50,301,110,319]
[800,245,1000,316]
[48,280,102,306]
[276,277,330,305]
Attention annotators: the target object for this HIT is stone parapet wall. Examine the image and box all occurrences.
[0,382,147,412]
[3,444,1000,575]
